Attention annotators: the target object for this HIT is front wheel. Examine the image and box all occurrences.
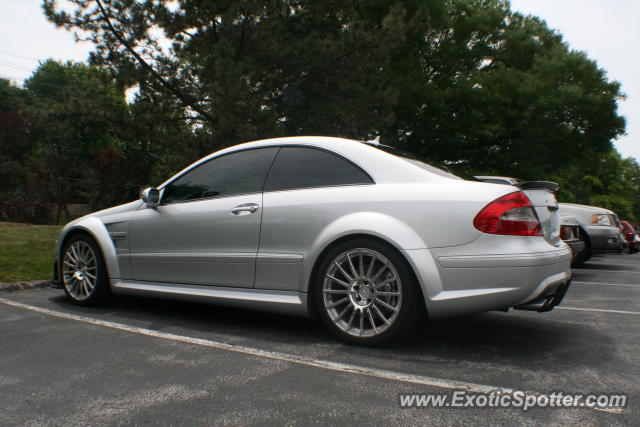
[314,239,423,346]
[60,234,111,306]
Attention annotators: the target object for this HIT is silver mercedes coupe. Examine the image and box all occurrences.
[53,136,572,345]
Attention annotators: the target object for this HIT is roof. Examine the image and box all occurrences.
[158,136,453,188]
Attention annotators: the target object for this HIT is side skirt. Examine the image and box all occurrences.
[110,280,310,317]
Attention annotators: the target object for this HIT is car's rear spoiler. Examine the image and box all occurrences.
[517,181,559,193]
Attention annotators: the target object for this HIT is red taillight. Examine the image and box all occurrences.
[473,191,543,236]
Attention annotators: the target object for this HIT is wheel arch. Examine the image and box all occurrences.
[57,218,120,281]
[305,233,427,319]
[578,226,592,248]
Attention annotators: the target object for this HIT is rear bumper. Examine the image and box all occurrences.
[405,241,571,319]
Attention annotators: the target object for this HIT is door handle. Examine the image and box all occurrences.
[230,203,260,215]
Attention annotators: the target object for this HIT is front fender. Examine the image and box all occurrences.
[56,217,120,280]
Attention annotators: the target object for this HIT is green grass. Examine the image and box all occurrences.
[0,224,61,282]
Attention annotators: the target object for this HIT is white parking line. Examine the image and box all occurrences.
[572,281,640,288]
[572,268,640,273]
[581,261,640,268]
[0,297,625,415]
[584,263,640,269]
[0,297,515,394]
[591,256,640,264]
[590,261,640,266]
[558,307,640,315]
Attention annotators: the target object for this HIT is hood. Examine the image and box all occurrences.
[559,203,614,215]
[64,200,141,229]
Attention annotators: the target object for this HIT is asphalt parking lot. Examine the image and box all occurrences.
[1,253,638,426]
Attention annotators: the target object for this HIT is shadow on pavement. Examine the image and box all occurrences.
[45,291,617,376]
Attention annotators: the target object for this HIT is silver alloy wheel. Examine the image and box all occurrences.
[322,248,402,337]
[62,241,98,300]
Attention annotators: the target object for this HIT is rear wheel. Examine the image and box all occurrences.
[60,234,111,306]
[314,239,422,346]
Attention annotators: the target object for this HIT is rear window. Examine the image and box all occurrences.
[264,147,373,192]
[365,143,463,180]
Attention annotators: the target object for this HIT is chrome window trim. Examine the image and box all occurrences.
[159,190,264,206]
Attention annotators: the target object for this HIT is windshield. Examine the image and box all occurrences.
[611,214,622,228]
[365,142,465,180]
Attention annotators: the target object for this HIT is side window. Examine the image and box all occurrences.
[264,147,372,192]
[162,147,278,203]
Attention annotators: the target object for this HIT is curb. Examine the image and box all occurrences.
[0,280,52,292]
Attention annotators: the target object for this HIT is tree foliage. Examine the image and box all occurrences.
[44,0,433,145]
[385,0,625,178]
[0,61,135,222]
[551,151,640,220]
[0,80,39,221]
[0,0,635,223]
[24,60,135,214]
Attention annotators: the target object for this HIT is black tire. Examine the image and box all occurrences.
[60,234,112,306]
[314,238,423,346]
[572,233,592,267]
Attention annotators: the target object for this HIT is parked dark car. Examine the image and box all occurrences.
[560,215,586,266]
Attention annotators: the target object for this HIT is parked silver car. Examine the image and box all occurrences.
[53,137,571,345]
[558,203,626,265]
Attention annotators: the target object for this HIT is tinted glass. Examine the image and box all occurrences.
[264,147,372,192]
[162,147,278,203]
[365,143,464,180]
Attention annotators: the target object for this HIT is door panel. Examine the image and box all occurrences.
[128,194,262,287]
[255,146,374,291]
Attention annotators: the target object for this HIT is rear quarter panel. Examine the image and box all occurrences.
[257,180,513,292]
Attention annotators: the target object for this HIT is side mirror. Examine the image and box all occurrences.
[140,187,160,208]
